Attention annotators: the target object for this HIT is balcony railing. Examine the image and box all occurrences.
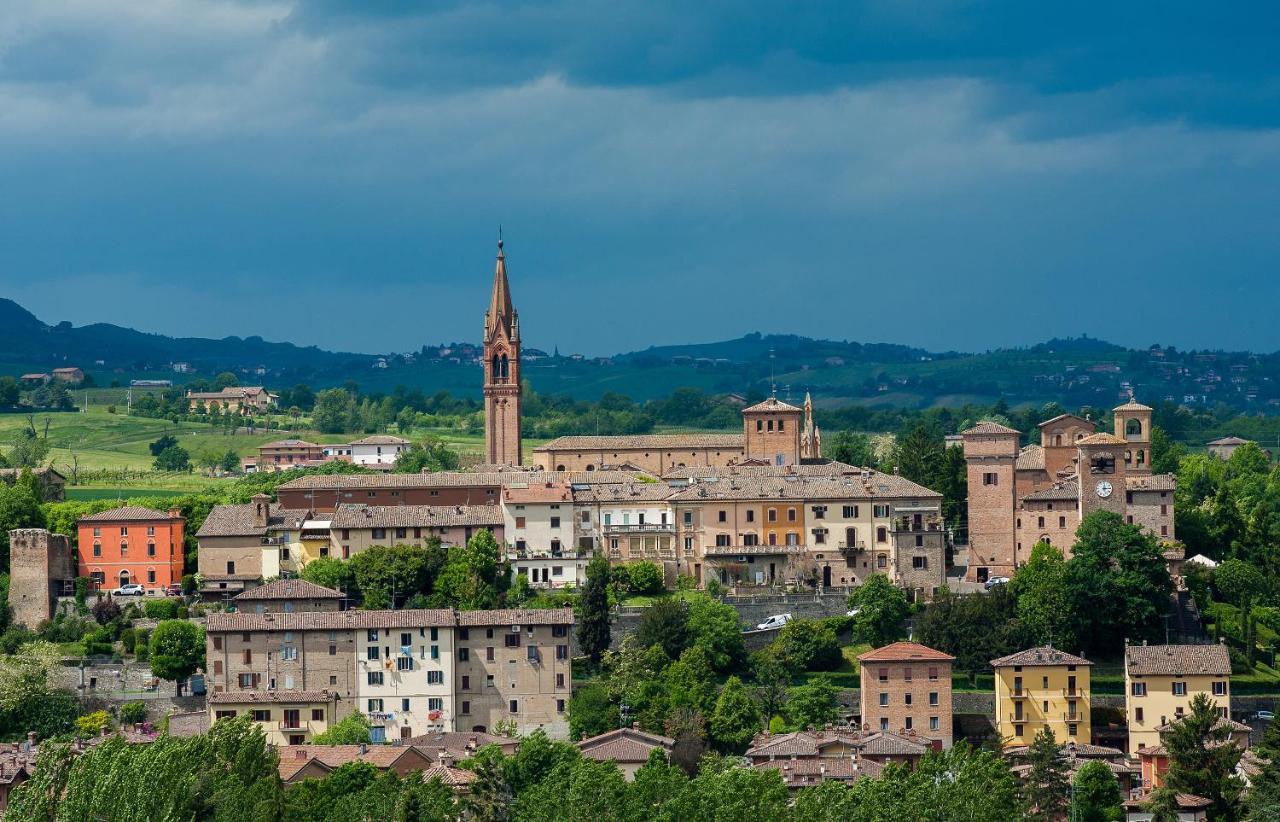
[1008,713,1026,723]
[261,536,288,546]
[278,720,311,732]
[602,523,676,533]
[704,543,806,557]
[838,541,867,552]
[1062,713,1081,723]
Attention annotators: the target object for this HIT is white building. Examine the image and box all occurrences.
[502,482,589,588]
[347,435,410,468]
[355,613,456,743]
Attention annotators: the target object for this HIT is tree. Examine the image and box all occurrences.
[1063,511,1173,656]
[430,530,501,610]
[1071,759,1124,822]
[787,675,840,729]
[894,424,946,490]
[578,554,611,667]
[626,561,665,596]
[0,377,18,407]
[1011,542,1073,648]
[219,449,240,474]
[9,423,50,468]
[771,618,842,675]
[148,435,179,457]
[153,445,191,472]
[1247,759,1280,822]
[148,620,205,696]
[393,436,461,473]
[312,712,372,745]
[847,573,909,647]
[214,372,239,389]
[1215,558,1266,664]
[118,701,147,726]
[1161,692,1244,820]
[1150,425,1187,476]
[312,388,357,434]
[90,595,120,625]
[349,543,444,609]
[1021,727,1069,821]
[567,682,617,741]
[709,676,761,752]
[685,592,746,672]
[0,477,46,572]
[635,598,691,660]
[300,556,355,595]
[751,648,791,722]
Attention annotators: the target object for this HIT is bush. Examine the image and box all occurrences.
[143,599,180,621]
[1230,646,1253,675]
[177,605,189,619]
[91,597,121,625]
[74,577,90,607]
[181,574,197,595]
[75,710,114,737]
[627,562,666,596]
[120,628,137,654]
[118,702,147,726]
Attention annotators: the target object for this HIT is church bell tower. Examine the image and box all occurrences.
[483,237,523,466]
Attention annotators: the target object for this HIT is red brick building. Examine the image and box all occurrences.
[77,506,185,592]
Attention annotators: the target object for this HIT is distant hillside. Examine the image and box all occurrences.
[2,299,1278,412]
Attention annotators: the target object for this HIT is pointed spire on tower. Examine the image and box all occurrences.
[487,230,515,339]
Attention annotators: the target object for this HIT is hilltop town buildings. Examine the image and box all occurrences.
[1124,642,1231,755]
[991,646,1092,748]
[858,642,955,748]
[185,386,277,413]
[963,399,1177,582]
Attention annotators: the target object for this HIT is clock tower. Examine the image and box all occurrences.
[1075,433,1128,519]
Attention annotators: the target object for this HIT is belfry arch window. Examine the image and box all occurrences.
[1125,418,1143,437]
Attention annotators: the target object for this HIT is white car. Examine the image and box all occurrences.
[1254,710,1275,721]
[112,583,146,597]
[984,577,1011,591]
[755,614,792,631]
[846,606,862,617]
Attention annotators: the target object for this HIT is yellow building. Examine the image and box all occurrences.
[991,646,1092,748]
[1124,642,1231,755]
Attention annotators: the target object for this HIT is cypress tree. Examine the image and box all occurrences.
[578,554,612,667]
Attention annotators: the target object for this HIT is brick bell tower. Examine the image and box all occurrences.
[483,235,523,466]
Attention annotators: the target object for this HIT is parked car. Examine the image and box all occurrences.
[755,614,792,631]
[984,577,1011,590]
[164,583,184,597]
[1254,710,1275,721]
[846,606,862,617]
[112,583,145,597]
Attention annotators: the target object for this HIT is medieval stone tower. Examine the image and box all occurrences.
[483,238,523,466]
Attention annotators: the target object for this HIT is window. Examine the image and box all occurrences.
[215,710,236,720]
[1213,681,1227,696]
[402,698,411,712]
[429,697,443,711]
[252,710,271,722]
[281,646,297,662]
[787,508,796,522]
[930,716,940,731]
[428,670,444,685]
[556,672,566,688]
[556,644,569,660]
[880,718,889,731]
[120,541,128,556]
[683,511,693,525]
[557,699,566,713]
[767,508,777,523]
[486,647,495,661]
[912,556,928,569]
[147,569,156,583]
[372,529,386,540]
[904,717,913,730]
[928,667,939,681]
[461,701,471,714]
[505,633,521,648]
[982,472,998,486]
[878,667,888,683]
[812,505,827,519]
[1069,723,1078,736]
[368,671,384,685]
[550,516,560,529]
[509,700,519,714]
[876,527,888,544]
[120,527,128,536]
[1131,682,1147,696]
[397,657,413,671]
[879,692,889,706]
[312,709,325,721]
[367,646,380,661]
[515,517,526,529]
[1037,516,1045,528]
[746,510,755,522]
[93,542,101,556]
[1135,708,1144,722]
[242,649,252,664]
[147,543,156,557]
[1172,682,1187,696]
[904,693,913,706]
[929,692,938,706]
[395,528,407,539]
[367,699,383,713]
[718,510,727,523]
[552,625,568,637]
[367,629,379,642]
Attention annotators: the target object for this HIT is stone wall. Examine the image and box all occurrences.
[9,529,75,629]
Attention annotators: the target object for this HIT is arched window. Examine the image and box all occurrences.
[500,355,509,379]
[1126,418,1143,437]
[1137,449,1146,466]
[1053,434,1062,446]
[491,354,501,381]
[555,464,565,472]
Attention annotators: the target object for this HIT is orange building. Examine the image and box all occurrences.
[77,506,186,592]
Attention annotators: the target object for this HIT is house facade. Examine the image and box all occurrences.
[858,642,955,747]
[76,506,185,592]
[1124,642,1232,755]
[991,646,1092,748]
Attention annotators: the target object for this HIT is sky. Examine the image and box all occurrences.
[1,1,1279,357]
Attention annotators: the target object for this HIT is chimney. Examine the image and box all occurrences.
[359,743,368,755]
[295,749,307,761]
[27,732,37,748]
[252,494,271,528]
[168,507,183,520]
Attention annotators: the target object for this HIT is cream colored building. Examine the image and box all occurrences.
[502,482,589,588]
[1124,642,1231,754]
[195,494,311,600]
[329,503,503,558]
[208,690,341,746]
[356,612,457,743]
[991,646,1091,748]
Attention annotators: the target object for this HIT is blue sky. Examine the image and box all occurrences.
[1,1,1278,356]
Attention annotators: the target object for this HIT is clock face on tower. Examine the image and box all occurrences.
[1095,480,1113,498]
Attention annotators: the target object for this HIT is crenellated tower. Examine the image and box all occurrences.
[483,237,523,465]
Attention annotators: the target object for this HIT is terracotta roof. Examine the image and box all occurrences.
[666,473,941,502]
[570,483,678,503]
[165,710,210,738]
[1076,433,1128,446]
[329,503,504,529]
[742,397,802,414]
[1123,793,1211,811]
[233,579,343,601]
[1114,399,1153,412]
[578,727,674,763]
[534,434,745,451]
[857,731,930,757]
[858,642,954,663]
[991,646,1092,668]
[208,690,336,704]
[207,607,574,633]
[503,483,573,504]
[1126,474,1177,492]
[78,505,173,522]
[348,435,410,446]
[1125,643,1230,677]
[275,744,432,774]
[1155,716,1251,734]
[1005,742,1122,759]
[260,439,320,449]
[402,730,515,756]
[1015,445,1046,471]
[753,756,881,787]
[662,462,863,480]
[275,470,644,490]
[1038,414,1096,430]
[421,763,478,787]
[196,503,311,537]
[962,421,1020,436]
[1022,480,1080,502]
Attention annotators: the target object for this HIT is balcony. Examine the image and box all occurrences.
[602,522,677,534]
[261,536,288,546]
[1062,713,1081,723]
[893,517,945,533]
[838,540,867,553]
[1062,688,1087,698]
[704,543,806,557]
[278,720,312,732]
[1008,713,1027,723]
